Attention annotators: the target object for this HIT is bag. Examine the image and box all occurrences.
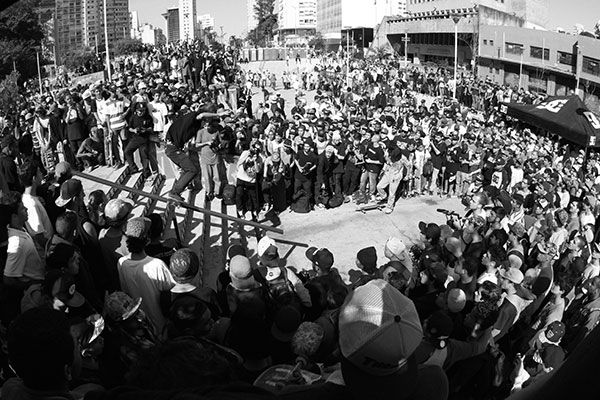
[423,160,434,177]
[292,194,311,213]
[354,190,368,205]
[222,184,236,206]
[261,267,295,307]
[327,194,344,209]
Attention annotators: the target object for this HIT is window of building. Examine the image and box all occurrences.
[489,39,494,46]
[582,56,600,76]
[530,46,550,60]
[557,51,573,66]
[483,39,487,45]
[505,42,523,55]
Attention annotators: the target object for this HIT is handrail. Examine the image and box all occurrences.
[73,170,284,235]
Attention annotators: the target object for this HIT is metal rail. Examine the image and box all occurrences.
[73,170,284,235]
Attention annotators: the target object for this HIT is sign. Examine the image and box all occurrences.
[535,99,569,113]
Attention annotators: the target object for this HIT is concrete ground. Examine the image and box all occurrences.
[81,60,460,291]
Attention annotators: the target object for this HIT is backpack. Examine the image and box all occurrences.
[423,160,434,177]
[258,267,296,307]
[327,194,344,209]
[222,184,236,206]
[292,194,311,213]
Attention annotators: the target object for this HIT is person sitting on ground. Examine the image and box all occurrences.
[76,126,105,171]
[350,246,378,288]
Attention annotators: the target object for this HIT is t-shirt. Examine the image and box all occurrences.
[4,227,45,282]
[22,193,53,242]
[79,137,104,157]
[166,111,201,149]
[148,100,168,132]
[118,255,175,335]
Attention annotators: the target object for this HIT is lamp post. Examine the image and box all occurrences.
[518,46,524,90]
[103,0,112,81]
[344,27,351,88]
[452,14,462,100]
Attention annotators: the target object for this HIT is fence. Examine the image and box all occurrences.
[240,47,309,63]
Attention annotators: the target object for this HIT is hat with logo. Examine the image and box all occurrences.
[306,247,334,270]
[543,321,566,343]
[357,246,378,273]
[104,291,142,322]
[499,267,524,285]
[339,279,422,379]
[52,274,85,308]
[55,179,83,207]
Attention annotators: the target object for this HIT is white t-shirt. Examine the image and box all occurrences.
[118,255,174,335]
[5,227,44,281]
[22,193,53,241]
[148,100,168,133]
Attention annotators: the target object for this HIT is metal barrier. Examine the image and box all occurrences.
[73,170,284,235]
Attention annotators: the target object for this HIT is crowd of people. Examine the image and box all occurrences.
[0,37,599,400]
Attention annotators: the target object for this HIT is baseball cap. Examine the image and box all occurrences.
[55,179,83,207]
[104,291,142,322]
[543,321,566,343]
[124,217,151,239]
[419,222,441,242]
[499,267,524,285]
[508,222,526,238]
[447,288,467,313]
[384,237,407,261]
[305,247,334,270]
[539,344,565,369]
[226,243,246,261]
[104,198,133,225]
[52,274,85,308]
[229,255,256,290]
[339,279,422,377]
[257,236,279,260]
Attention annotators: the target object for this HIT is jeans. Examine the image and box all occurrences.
[201,162,223,197]
[165,143,201,195]
[377,174,401,210]
[124,134,149,170]
[360,170,379,195]
[343,167,361,195]
[236,179,259,214]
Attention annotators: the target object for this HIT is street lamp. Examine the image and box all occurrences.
[451,13,462,100]
[343,27,352,88]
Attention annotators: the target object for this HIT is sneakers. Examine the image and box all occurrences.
[383,207,393,214]
[317,203,326,209]
[375,194,385,202]
[167,192,184,202]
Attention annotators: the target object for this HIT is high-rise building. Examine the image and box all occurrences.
[130,10,140,39]
[55,0,83,63]
[80,0,130,51]
[179,0,197,42]
[247,0,258,31]
[198,14,215,30]
[140,23,166,46]
[276,0,317,46]
[162,7,180,43]
[317,0,406,48]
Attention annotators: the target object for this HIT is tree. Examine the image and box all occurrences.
[0,70,21,114]
[0,0,45,81]
[61,48,97,71]
[308,32,325,50]
[247,0,277,47]
[113,38,145,56]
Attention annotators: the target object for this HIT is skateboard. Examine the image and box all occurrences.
[355,203,385,213]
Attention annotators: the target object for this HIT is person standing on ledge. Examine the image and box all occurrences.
[164,104,230,202]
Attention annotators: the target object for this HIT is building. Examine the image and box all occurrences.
[317,0,407,49]
[80,0,130,52]
[130,10,140,39]
[179,0,197,42]
[55,0,83,63]
[276,0,317,47]
[247,0,258,31]
[198,13,215,30]
[140,23,166,46]
[162,7,180,44]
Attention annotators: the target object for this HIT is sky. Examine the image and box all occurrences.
[130,0,600,39]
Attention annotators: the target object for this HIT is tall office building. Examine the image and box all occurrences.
[179,0,197,42]
[247,0,258,31]
[198,14,215,30]
[55,0,83,63]
[130,10,140,39]
[276,0,317,45]
[81,0,129,51]
[162,7,180,43]
[317,0,405,47]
